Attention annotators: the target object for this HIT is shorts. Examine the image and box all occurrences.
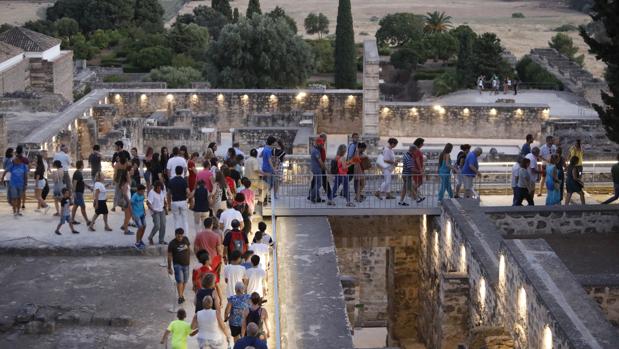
[74,192,85,207]
[173,264,190,284]
[197,337,227,349]
[60,215,71,225]
[36,179,46,189]
[133,214,146,228]
[403,175,413,191]
[463,176,474,190]
[95,200,108,215]
[144,171,152,184]
[8,186,24,201]
[230,325,242,337]
[53,187,63,199]
[413,173,423,187]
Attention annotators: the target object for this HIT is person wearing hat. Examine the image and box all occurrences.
[308,137,326,203]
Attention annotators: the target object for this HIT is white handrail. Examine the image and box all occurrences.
[270,184,282,349]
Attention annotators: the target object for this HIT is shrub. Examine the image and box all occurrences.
[554,24,578,32]
[433,70,459,96]
[516,56,563,90]
[511,12,525,18]
[378,46,392,56]
[414,69,445,80]
[103,74,128,83]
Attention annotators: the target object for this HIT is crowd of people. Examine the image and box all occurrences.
[477,74,520,95]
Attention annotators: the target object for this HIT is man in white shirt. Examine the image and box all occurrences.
[147,181,167,244]
[53,144,72,188]
[166,147,188,178]
[223,250,247,298]
[219,201,244,232]
[246,255,267,297]
[376,138,398,200]
[244,148,263,202]
[511,158,521,206]
[525,147,540,205]
[538,135,556,196]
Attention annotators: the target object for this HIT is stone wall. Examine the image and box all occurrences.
[233,128,297,156]
[586,286,619,328]
[51,51,73,102]
[0,114,6,153]
[378,103,548,138]
[542,119,619,160]
[142,126,216,155]
[109,90,363,134]
[0,58,29,95]
[487,206,619,236]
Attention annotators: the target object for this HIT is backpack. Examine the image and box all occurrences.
[228,230,246,254]
[330,159,338,175]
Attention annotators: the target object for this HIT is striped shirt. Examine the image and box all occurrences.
[402,152,413,175]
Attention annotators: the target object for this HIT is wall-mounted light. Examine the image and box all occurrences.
[381,107,391,116]
[241,94,249,102]
[499,253,506,291]
[459,244,467,273]
[217,94,225,103]
[479,277,486,310]
[462,108,470,116]
[489,108,498,116]
[114,94,121,102]
[543,325,552,349]
[296,92,307,101]
[518,287,527,321]
[410,107,418,116]
[542,108,550,119]
[166,94,174,102]
[269,94,278,103]
[190,94,198,102]
[515,108,523,117]
[140,94,147,102]
[346,95,356,107]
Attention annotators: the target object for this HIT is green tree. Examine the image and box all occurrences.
[549,33,585,66]
[149,66,203,88]
[193,5,229,40]
[89,29,110,49]
[206,15,314,88]
[473,32,509,78]
[580,0,619,143]
[168,23,210,58]
[375,13,425,48]
[304,13,329,39]
[46,0,84,22]
[424,11,452,33]
[82,0,136,31]
[455,25,477,87]
[54,17,80,38]
[212,0,233,20]
[130,45,173,71]
[69,33,99,59]
[334,0,356,88]
[0,24,13,34]
[171,54,199,69]
[268,6,297,33]
[233,8,240,23]
[23,20,56,37]
[390,47,420,70]
[308,38,335,73]
[516,56,563,90]
[423,32,457,62]
[433,70,458,95]
[134,0,164,32]
[246,0,262,19]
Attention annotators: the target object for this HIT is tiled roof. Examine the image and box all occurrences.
[0,42,24,63]
[0,27,61,52]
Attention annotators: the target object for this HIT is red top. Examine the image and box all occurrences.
[320,147,326,162]
[336,156,348,175]
[196,169,213,192]
[413,150,424,173]
[226,176,236,194]
[194,229,222,259]
[188,160,197,191]
[192,255,222,289]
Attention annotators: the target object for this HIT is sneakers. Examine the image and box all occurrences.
[88,225,96,232]
[374,192,383,200]
[159,241,168,245]
[178,297,185,305]
[72,230,80,234]
[148,238,154,245]
[346,202,356,207]
[398,202,410,206]
[134,241,145,250]
[124,230,135,235]
[385,194,396,200]
[327,200,336,206]
[416,197,426,204]
[54,230,61,235]
[72,221,81,225]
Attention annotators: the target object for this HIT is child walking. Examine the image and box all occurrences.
[161,309,196,349]
[131,184,147,250]
[55,188,79,235]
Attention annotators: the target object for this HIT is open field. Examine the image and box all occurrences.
[172,0,605,77]
[0,1,53,25]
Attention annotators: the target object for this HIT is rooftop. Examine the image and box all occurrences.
[0,41,23,63]
[0,27,61,52]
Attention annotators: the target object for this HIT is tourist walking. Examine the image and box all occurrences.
[168,228,191,304]
[354,142,370,203]
[192,180,213,234]
[568,139,584,175]
[225,282,251,341]
[89,172,112,231]
[601,154,619,204]
[399,145,422,206]
[565,156,585,205]
[194,217,223,259]
[111,141,130,212]
[53,144,72,188]
[224,250,248,298]
[117,156,134,235]
[54,188,79,235]
[454,144,470,198]
[188,152,199,192]
[437,143,454,203]
[169,166,191,236]
[161,309,195,349]
[212,171,231,212]
[33,154,49,212]
[242,293,270,340]
[195,272,221,312]
[71,160,91,225]
[521,134,533,156]
[347,133,360,195]
[411,138,426,202]
[538,136,557,196]
[88,145,102,184]
[6,155,28,216]
[514,158,534,206]
[246,255,267,297]
[167,147,188,179]
[525,147,541,206]
[143,146,154,192]
[376,138,398,200]
[51,160,64,216]
[147,181,167,244]
[261,136,276,201]
[308,138,326,203]
[462,148,482,198]
[234,323,267,349]
[556,147,566,203]
[2,148,14,191]
[328,144,354,207]
[511,157,521,205]
[239,178,256,215]
[545,154,561,205]
[191,296,230,349]
[477,76,484,94]
[131,184,147,249]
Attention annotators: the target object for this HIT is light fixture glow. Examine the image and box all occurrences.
[518,287,527,321]
[542,108,550,119]
[296,92,307,101]
[462,108,470,116]
[140,94,147,101]
[489,108,497,116]
[479,277,486,310]
[543,325,553,349]
[166,94,174,102]
[499,254,506,291]
[445,220,452,260]
[217,94,225,102]
[459,244,466,273]
[269,94,278,103]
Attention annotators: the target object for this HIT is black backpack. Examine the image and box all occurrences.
[330,159,338,175]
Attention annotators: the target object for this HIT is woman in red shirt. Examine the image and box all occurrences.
[328,145,355,207]
[188,152,199,192]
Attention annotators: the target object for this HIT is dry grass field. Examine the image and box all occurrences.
[0,0,605,77]
[173,0,605,77]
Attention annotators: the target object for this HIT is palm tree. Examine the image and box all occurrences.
[424,11,453,33]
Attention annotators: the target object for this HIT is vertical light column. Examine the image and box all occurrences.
[362,39,379,136]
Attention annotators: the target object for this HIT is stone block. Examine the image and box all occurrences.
[15,303,37,323]
[110,315,133,327]
[56,311,79,325]
[91,314,111,326]
[0,317,13,332]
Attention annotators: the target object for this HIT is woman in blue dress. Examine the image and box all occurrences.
[545,154,561,205]
[438,143,454,203]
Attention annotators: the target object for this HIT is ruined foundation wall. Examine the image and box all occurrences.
[586,286,619,328]
[0,58,29,95]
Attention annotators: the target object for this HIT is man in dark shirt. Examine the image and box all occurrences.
[602,153,619,204]
[71,160,91,225]
[168,228,191,304]
[88,145,102,183]
[234,323,267,349]
[223,219,248,261]
[169,166,191,236]
[111,141,131,166]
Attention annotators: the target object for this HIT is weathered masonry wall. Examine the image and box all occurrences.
[29,51,73,102]
[0,58,29,95]
[542,119,619,160]
[109,89,363,135]
[586,286,619,328]
[378,103,548,139]
[329,216,422,347]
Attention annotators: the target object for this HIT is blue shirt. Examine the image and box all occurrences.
[261,146,273,174]
[402,152,413,175]
[7,161,27,187]
[227,294,251,327]
[310,146,322,174]
[234,337,268,349]
[131,192,145,217]
[520,143,531,156]
[347,142,357,160]
[462,152,478,177]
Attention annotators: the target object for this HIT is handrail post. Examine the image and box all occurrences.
[270,177,282,349]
